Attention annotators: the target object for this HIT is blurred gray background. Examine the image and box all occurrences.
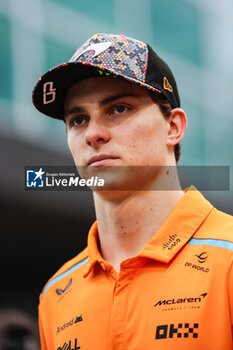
[0,0,232,320]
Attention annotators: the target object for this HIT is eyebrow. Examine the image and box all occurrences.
[64,93,138,118]
[64,106,86,118]
[99,93,138,106]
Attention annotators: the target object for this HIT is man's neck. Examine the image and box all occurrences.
[93,170,184,273]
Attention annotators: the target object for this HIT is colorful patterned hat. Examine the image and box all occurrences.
[32,33,180,120]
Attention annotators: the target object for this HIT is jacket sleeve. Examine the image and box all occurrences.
[38,303,48,350]
[227,256,233,337]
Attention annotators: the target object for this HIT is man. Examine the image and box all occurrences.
[32,33,233,349]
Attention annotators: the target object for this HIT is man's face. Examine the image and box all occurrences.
[64,77,174,191]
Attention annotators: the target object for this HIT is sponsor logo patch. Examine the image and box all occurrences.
[154,293,207,307]
[56,278,73,302]
[56,278,72,296]
[57,338,80,350]
[155,323,199,339]
[154,293,207,312]
[57,315,83,335]
[195,252,208,263]
[162,234,181,251]
[185,262,209,273]
[185,252,209,273]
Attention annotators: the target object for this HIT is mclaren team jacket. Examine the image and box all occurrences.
[39,188,233,350]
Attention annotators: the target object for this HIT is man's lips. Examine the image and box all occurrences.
[87,154,119,166]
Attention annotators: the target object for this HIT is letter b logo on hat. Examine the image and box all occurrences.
[43,82,56,104]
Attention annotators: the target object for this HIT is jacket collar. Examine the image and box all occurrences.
[83,187,214,277]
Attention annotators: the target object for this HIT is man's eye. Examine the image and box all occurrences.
[72,116,86,126]
[114,105,128,114]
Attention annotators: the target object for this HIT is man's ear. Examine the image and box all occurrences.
[166,108,187,146]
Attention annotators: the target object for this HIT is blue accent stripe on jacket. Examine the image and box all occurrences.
[188,238,233,252]
[42,257,88,298]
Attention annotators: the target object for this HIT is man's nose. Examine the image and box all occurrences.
[85,120,111,148]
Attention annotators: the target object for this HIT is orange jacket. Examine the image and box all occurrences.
[39,188,233,349]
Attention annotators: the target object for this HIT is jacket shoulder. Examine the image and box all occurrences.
[40,247,88,301]
[51,247,88,278]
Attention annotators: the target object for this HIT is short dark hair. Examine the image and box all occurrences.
[149,91,181,163]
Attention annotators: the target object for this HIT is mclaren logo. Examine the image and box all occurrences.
[74,42,112,61]
[154,293,207,307]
